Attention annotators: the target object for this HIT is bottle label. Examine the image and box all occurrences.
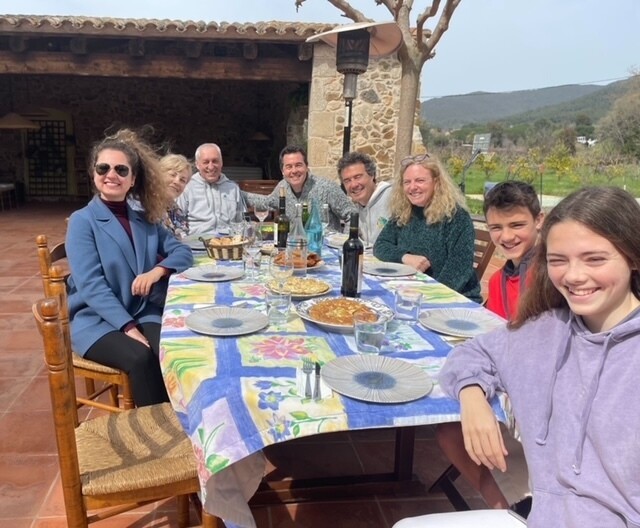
[356,253,363,293]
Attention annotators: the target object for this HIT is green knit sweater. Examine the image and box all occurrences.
[373,205,481,303]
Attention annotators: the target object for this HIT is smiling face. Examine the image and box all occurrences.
[402,164,435,208]
[281,152,308,194]
[93,148,134,202]
[341,162,376,206]
[546,220,640,332]
[196,145,223,184]
[167,167,190,199]
[486,205,543,266]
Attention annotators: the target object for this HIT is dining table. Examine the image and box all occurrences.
[159,242,511,528]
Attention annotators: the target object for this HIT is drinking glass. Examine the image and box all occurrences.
[269,249,294,291]
[394,288,423,323]
[354,313,387,354]
[229,209,245,237]
[242,222,262,281]
[265,291,291,325]
[320,203,331,236]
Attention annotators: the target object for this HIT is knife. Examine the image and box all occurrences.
[313,362,321,401]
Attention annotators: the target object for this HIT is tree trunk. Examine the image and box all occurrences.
[394,47,421,175]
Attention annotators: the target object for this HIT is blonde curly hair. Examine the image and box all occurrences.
[391,154,468,226]
[89,128,168,223]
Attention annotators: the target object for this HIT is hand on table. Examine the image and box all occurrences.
[131,267,167,296]
[459,385,508,472]
[402,254,431,273]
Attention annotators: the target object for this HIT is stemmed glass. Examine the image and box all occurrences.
[269,249,294,292]
[254,203,270,238]
[242,222,263,281]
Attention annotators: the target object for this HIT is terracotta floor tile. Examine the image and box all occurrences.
[0,410,58,454]
[0,454,59,518]
[0,377,32,411]
[8,375,52,413]
[0,351,44,378]
[269,500,386,528]
[0,519,34,528]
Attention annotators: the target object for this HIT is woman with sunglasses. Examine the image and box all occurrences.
[373,153,481,303]
[65,128,193,407]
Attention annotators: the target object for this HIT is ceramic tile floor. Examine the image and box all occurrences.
[0,202,504,527]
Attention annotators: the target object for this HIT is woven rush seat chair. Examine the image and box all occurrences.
[36,234,134,411]
[33,296,219,528]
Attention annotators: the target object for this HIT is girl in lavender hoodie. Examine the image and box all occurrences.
[439,187,640,527]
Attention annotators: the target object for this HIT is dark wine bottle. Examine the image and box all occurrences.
[341,213,363,298]
[276,187,289,248]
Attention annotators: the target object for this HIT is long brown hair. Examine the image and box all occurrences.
[89,128,168,222]
[512,186,640,328]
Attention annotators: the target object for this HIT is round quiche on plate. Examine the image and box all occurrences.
[266,277,331,299]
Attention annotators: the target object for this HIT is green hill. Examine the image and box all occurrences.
[421,84,610,129]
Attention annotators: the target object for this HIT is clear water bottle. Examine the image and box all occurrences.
[287,203,308,277]
[304,199,323,257]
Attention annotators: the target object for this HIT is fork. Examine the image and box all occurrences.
[302,357,314,399]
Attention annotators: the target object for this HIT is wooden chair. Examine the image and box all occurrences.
[36,234,134,411]
[33,296,219,528]
[473,225,496,281]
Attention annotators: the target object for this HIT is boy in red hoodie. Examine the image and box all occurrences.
[435,181,543,509]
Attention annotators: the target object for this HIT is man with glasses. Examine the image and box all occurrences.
[338,151,391,247]
[243,145,355,232]
[176,143,244,235]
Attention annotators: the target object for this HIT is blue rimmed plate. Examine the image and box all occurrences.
[363,262,416,277]
[321,355,433,403]
[419,307,505,338]
[185,306,268,337]
[183,265,244,282]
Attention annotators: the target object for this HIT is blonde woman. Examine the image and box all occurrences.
[373,153,481,302]
[159,153,192,239]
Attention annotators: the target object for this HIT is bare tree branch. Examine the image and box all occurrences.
[424,0,461,58]
[326,0,373,22]
[415,1,440,57]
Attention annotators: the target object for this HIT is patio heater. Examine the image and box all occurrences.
[307,21,402,154]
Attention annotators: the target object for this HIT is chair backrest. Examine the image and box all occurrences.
[473,225,496,281]
[32,297,84,518]
[238,179,279,195]
[36,234,68,297]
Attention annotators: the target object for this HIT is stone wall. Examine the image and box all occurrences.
[306,43,423,184]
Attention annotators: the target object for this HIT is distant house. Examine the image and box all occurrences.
[576,136,597,147]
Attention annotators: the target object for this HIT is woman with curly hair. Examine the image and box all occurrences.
[159,153,192,239]
[66,128,193,406]
[373,153,481,302]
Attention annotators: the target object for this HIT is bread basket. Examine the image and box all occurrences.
[199,236,245,260]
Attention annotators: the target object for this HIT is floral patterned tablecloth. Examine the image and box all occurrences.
[160,250,506,527]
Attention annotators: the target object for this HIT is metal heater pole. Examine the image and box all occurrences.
[342,99,353,155]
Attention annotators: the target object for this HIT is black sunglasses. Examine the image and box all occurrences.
[400,153,431,167]
[94,163,131,178]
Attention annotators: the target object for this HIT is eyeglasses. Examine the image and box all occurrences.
[400,153,431,167]
[95,163,131,178]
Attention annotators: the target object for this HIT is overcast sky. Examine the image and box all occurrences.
[1,0,637,99]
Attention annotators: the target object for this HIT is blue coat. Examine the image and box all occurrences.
[66,196,193,355]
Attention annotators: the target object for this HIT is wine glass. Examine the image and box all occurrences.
[242,222,262,281]
[269,249,294,291]
[254,202,270,242]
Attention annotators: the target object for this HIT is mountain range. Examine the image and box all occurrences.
[421,80,629,129]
